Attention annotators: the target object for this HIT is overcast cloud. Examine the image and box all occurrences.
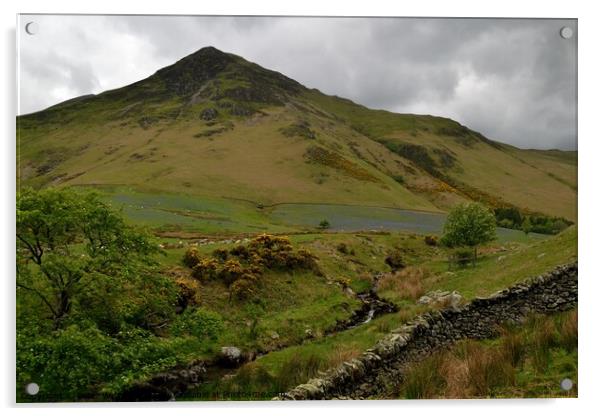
[18,15,577,150]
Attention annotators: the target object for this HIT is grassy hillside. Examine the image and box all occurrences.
[17,46,576,223]
[304,90,577,220]
[180,226,576,400]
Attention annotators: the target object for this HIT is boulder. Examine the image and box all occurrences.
[219,346,244,367]
[417,290,464,311]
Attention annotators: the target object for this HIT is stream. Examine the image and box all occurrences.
[117,273,398,401]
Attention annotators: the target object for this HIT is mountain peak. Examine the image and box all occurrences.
[154,46,237,96]
[190,45,228,56]
[153,46,304,104]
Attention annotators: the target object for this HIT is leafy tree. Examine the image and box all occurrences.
[440,202,497,265]
[318,219,331,229]
[16,187,173,330]
[493,207,523,229]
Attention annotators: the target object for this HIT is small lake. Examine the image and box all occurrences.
[269,203,548,242]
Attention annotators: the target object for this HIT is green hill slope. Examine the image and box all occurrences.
[17,46,576,221]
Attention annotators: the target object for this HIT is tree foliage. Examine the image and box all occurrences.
[318,219,331,229]
[440,203,497,267]
[441,203,497,248]
[17,187,176,330]
[16,188,189,401]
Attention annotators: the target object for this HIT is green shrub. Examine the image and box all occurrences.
[441,203,497,249]
[17,325,116,402]
[494,207,523,229]
[170,308,223,340]
[498,218,514,229]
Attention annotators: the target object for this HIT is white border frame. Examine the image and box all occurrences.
[2,1,600,415]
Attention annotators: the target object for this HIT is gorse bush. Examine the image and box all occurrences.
[182,234,319,301]
[230,277,257,300]
[212,248,230,261]
[192,258,219,281]
[183,247,201,268]
[174,276,202,309]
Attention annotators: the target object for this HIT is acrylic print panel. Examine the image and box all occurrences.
[16,14,577,402]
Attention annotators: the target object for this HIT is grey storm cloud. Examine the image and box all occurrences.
[18,15,577,150]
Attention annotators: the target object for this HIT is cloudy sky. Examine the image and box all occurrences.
[18,15,577,150]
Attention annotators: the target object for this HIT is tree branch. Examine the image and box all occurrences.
[16,281,58,318]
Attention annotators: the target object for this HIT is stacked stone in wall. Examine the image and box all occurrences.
[277,263,577,400]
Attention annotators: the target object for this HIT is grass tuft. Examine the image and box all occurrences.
[378,267,428,301]
[398,310,577,399]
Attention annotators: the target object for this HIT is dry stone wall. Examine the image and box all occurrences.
[277,263,578,400]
